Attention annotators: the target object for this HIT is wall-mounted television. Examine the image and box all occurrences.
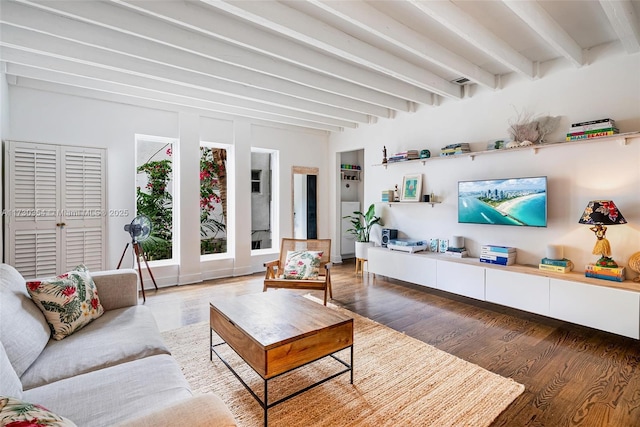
[458,176,547,227]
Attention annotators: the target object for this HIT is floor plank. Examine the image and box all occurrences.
[143,259,640,426]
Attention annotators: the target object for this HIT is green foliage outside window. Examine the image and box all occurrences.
[136,148,173,260]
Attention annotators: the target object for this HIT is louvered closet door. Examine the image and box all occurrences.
[4,141,106,278]
[5,142,60,278]
[60,147,106,272]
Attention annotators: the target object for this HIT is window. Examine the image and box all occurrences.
[251,170,261,193]
[135,136,175,262]
[200,143,228,255]
[251,148,278,252]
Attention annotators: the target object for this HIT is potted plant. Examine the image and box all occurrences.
[343,203,383,259]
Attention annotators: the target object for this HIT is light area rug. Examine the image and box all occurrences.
[161,300,524,427]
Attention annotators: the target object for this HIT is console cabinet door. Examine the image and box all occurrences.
[436,260,485,300]
[550,278,640,339]
[486,269,550,316]
[368,248,436,288]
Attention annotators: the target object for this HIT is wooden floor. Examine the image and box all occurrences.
[144,259,640,427]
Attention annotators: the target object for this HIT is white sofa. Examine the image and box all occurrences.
[0,263,236,427]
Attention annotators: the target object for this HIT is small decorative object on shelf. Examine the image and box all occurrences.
[382,146,388,164]
[578,200,627,268]
[567,118,618,142]
[487,138,508,150]
[429,239,439,252]
[419,149,431,159]
[628,252,640,282]
[393,185,400,202]
[439,239,449,253]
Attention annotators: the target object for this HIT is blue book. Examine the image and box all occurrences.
[482,245,516,253]
[541,258,572,267]
[585,272,624,282]
[480,258,515,266]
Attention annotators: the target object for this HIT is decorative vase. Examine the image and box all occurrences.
[355,241,374,259]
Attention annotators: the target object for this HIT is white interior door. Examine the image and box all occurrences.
[4,141,106,278]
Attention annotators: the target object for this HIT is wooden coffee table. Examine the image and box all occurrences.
[210,291,354,426]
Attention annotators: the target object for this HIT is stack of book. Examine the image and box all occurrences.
[480,245,516,266]
[388,150,419,162]
[440,143,470,156]
[445,247,468,258]
[566,118,619,141]
[381,190,394,202]
[539,258,574,273]
[585,264,625,282]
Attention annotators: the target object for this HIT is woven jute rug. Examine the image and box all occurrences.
[161,298,524,427]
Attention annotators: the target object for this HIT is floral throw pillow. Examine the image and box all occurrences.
[0,396,77,426]
[282,250,323,280]
[26,265,104,341]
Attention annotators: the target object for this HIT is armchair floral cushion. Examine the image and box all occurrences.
[26,265,104,340]
[282,250,323,280]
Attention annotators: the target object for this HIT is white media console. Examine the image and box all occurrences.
[368,247,640,339]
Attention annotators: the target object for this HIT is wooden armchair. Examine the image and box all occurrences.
[264,238,332,305]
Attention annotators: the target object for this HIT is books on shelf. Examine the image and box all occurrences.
[446,249,468,258]
[440,143,471,157]
[480,257,516,266]
[585,264,625,282]
[571,118,616,128]
[381,190,394,202]
[388,150,420,162]
[567,118,619,141]
[480,245,516,265]
[539,263,573,273]
[540,257,573,267]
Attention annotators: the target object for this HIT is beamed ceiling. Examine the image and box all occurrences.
[1,0,639,133]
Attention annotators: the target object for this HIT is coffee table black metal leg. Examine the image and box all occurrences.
[264,380,268,427]
[350,345,354,384]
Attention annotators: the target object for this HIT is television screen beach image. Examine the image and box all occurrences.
[458,177,547,227]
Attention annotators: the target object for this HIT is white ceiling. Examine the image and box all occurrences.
[1,0,639,133]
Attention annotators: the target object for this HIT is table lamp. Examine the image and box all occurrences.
[579,200,627,268]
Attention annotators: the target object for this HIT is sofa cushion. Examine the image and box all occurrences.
[26,265,104,340]
[20,305,170,390]
[0,396,77,426]
[0,264,51,378]
[0,341,23,399]
[23,354,193,427]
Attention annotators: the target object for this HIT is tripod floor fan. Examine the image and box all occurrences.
[117,215,158,302]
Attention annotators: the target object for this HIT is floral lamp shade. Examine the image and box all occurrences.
[579,200,627,268]
[579,200,627,226]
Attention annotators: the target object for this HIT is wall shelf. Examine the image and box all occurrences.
[374,132,639,168]
[381,201,441,208]
[340,168,361,181]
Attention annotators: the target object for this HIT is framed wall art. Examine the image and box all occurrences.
[401,174,422,202]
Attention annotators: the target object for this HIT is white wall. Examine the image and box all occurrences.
[329,43,640,277]
[5,86,329,285]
